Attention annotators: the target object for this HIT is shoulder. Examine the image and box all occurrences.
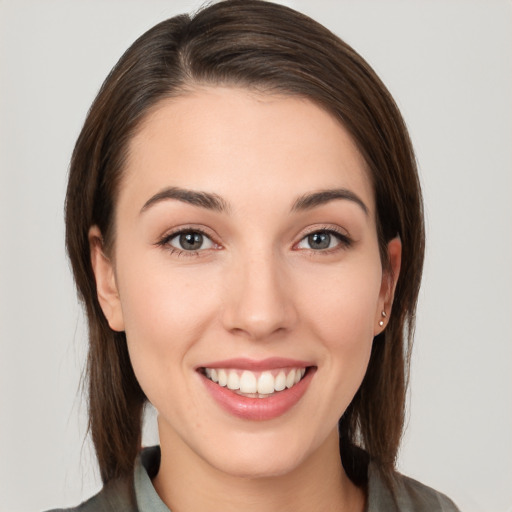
[44,476,137,512]
[43,446,161,512]
[393,471,461,511]
[367,462,460,512]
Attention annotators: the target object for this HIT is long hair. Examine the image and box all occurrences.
[66,0,424,485]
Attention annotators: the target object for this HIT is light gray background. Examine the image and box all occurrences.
[1,1,511,511]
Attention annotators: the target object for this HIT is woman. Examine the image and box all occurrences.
[55,1,459,510]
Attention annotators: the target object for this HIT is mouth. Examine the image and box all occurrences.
[200,367,309,398]
[197,359,316,421]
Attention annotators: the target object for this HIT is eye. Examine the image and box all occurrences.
[296,230,349,251]
[164,230,216,252]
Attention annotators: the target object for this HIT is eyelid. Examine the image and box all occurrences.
[300,224,350,238]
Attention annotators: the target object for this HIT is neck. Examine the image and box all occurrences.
[153,428,366,512]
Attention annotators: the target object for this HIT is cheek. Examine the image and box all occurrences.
[296,258,382,400]
[115,257,222,383]
[119,255,217,329]
[298,261,382,343]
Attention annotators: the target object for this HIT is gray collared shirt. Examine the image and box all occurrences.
[133,447,460,512]
[46,446,460,511]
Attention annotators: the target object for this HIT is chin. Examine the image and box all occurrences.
[212,451,304,480]
[199,430,313,480]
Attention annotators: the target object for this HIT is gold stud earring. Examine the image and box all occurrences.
[379,311,387,327]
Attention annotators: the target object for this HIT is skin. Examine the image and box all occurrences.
[90,86,401,512]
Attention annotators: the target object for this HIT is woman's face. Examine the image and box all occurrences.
[91,86,399,478]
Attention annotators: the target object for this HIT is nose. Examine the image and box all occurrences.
[221,250,298,341]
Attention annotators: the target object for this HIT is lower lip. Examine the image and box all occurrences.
[200,369,315,421]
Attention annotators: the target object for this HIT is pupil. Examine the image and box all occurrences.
[180,232,203,250]
[309,232,330,250]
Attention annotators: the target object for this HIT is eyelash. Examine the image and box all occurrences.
[155,225,352,257]
[156,227,219,258]
[295,226,352,254]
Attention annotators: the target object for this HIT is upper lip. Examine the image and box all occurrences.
[197,357,314,371]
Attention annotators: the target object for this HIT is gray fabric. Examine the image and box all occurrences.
[366,462,460,512]
[45,476,137,512]
[46,445,461,511]
[134,455,170,512]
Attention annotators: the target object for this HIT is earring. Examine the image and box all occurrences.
[379,310,387,327]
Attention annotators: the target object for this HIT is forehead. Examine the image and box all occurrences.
[121,86,374,215]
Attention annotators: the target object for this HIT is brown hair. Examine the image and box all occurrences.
[66,0,424,486]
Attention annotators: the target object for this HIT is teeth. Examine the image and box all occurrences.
[218,369,228,387]
[257,371,274,394]
[274,371,286,391]
[286,369,296,389]
[204,367,307,396]
[240,370,257,393]
[227,371,240,390]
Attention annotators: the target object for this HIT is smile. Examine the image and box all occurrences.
[198,359,315,421]
[203,367,307,398]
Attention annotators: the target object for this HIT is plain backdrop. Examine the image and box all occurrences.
[1,1,511,511]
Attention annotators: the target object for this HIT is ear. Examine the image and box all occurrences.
[89,226,125,332]
[374,236,402,335]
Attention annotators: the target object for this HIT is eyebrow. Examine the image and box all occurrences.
[140,186,229,214]
[291,188,369,216]
[140,186,368,216]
